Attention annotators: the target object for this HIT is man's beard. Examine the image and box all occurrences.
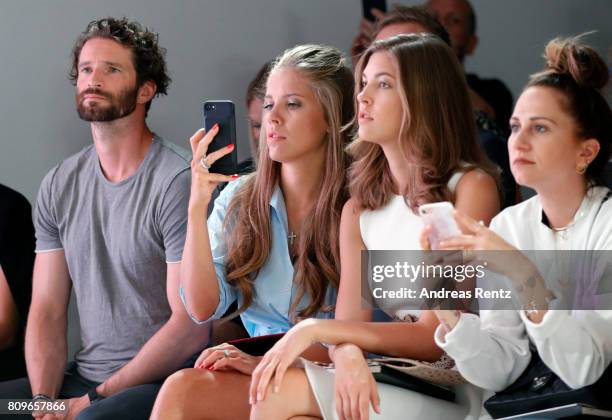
[76,85,138,122]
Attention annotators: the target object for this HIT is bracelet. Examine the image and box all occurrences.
[525,289,556,315]
[32,393,52,403]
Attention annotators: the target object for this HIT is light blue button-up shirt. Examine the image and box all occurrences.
[181,177,337,337]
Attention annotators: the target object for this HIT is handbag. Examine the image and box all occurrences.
[484,347,612,418]
[368,357,466,387]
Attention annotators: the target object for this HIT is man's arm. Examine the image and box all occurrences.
[96,263,211,397]
[0,265,19,350]
[25,251,71,398]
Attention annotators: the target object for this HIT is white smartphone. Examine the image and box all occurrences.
[418,202,461,250]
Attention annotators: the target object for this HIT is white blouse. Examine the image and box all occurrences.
[435,186,612,392]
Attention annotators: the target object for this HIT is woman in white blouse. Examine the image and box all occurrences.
[431,35,612,394]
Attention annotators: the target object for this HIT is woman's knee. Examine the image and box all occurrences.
[152,368,220,420]
[251,368,319,420]
[159,368,213,399]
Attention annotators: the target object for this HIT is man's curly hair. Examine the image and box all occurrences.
[68,17,171,114]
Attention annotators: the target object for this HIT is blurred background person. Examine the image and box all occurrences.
[425,0,514,137]
[244,60,272,168]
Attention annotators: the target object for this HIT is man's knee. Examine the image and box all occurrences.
[76,383,162,420]
[76,404,103,420]
[0,378,33,420]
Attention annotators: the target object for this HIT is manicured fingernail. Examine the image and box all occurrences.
[249,397,254,405]
[226,144,234,150]
[257,392,262,401]
[213,123,219,130]
[230,174,240,180]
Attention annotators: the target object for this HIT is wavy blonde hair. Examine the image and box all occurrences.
[349,33,498,212]
[222,44,354,319]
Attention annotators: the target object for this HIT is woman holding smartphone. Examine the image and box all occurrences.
[249,33,499,420]
[149,44,354,419]
[429,35,612,405]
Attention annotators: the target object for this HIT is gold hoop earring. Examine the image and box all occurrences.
[576,161,589,175]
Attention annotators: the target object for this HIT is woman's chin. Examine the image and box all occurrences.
[267,149,289,164]
[357,132,383,145]
[513,174,536,192]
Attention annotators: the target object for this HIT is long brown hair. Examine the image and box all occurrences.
[349,33,497,212]
[223,45,354,319]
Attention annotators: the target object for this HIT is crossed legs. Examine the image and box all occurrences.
[150,367,321,420]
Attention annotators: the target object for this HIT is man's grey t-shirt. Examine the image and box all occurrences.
[34,135,191,382]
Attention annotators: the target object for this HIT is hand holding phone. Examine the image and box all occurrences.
[203,100,238,175]
[418,202,461,250]
[361,0,387,22]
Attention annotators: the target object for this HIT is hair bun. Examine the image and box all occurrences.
[543,34,609,90]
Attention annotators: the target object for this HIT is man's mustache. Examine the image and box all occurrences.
[78,88,112,100]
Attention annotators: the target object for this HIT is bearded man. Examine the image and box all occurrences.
[0,17,210,420]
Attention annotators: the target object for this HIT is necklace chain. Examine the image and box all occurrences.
[552,220,576,232]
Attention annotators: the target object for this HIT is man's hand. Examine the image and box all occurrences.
[64,395,90,420]
[33,414,61,420]
[33,412,61,420]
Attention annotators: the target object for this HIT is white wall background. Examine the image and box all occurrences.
[1,0,610,204]
[0,0,609,358]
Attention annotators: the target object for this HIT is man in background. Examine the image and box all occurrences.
[426,0,514,135]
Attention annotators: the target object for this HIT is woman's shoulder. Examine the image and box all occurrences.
[586,186,612,245]
[588,185,612,208]
[341,197,365,229]
[342,197,382,246]
[454,168,500,225]
[454,166,497,193]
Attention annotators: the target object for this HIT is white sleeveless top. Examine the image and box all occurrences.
[359,170,466,320]
[360,171,466,250]
[304,170,483,420]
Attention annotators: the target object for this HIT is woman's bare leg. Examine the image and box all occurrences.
[250,368,322,420]
[150,368,251,420]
